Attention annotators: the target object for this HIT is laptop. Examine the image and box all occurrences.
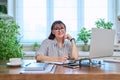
[78,28,115,66]
[89,28,115,58]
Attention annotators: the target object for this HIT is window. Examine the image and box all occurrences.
[23,0,47,43]
[84,0,108,29]
[22,0,78,43]
[9,0,116,44]
[54,0,78,38]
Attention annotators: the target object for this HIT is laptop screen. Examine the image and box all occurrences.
[89,28,115,58]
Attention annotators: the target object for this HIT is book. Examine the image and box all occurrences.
[24,62,48,71]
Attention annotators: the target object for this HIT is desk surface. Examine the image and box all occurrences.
[1,60,120,80]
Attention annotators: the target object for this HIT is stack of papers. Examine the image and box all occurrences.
[44,60,77,65]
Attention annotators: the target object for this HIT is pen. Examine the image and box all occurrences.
[25,63,31,66]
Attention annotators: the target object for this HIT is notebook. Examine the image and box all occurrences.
[24,62,48,71]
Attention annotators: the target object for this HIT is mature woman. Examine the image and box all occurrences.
[36,20,78,62]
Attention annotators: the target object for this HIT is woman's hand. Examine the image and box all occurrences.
[64,34,72,40]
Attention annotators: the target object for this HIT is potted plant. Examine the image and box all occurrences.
[77,27,91,51]
[95,18,113,29]
[0,13,23,60]
[32,42,40,51]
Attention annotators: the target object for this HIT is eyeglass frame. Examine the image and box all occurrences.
[53,27,65,31]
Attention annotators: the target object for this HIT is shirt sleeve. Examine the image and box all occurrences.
[36,39,48,56]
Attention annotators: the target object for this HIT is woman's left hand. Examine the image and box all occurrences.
[58,55,68,62]
[64,34,72,40]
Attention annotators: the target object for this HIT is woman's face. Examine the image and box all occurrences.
[52,23,66,39]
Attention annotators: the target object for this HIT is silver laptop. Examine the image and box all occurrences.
[89,28,115,58]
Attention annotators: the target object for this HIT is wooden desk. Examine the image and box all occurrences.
[0,60,120,80]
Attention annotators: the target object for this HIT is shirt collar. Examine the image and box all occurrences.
[53,38,66,47]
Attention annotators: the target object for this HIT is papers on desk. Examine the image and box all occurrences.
[20,63,56,74]
[103,57,120,63]
[44,60,72,65]
[24,63,48,71]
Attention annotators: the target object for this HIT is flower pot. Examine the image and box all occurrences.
[82,44,89,51]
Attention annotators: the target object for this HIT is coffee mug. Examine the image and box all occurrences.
[9,58,22,65]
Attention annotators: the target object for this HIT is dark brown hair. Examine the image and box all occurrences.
[48,20,66,40]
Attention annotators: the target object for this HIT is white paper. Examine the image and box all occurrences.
[44,60,70,65]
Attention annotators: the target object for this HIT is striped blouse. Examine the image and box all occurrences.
[36,39,71,57]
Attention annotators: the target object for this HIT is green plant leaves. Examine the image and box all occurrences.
[32,42,40,51]
[0,15,23,60]
[77,18,113,45]
[95,19,113,29]
[77,27,91,44]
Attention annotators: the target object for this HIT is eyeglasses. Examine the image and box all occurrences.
[53,27,65,31]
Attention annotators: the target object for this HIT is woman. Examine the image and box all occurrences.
[36,20,78,62]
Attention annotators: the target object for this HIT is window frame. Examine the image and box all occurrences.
[7,0,118,44]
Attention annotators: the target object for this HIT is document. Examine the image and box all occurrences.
[44,60,77,65]
[44,60,71,65]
